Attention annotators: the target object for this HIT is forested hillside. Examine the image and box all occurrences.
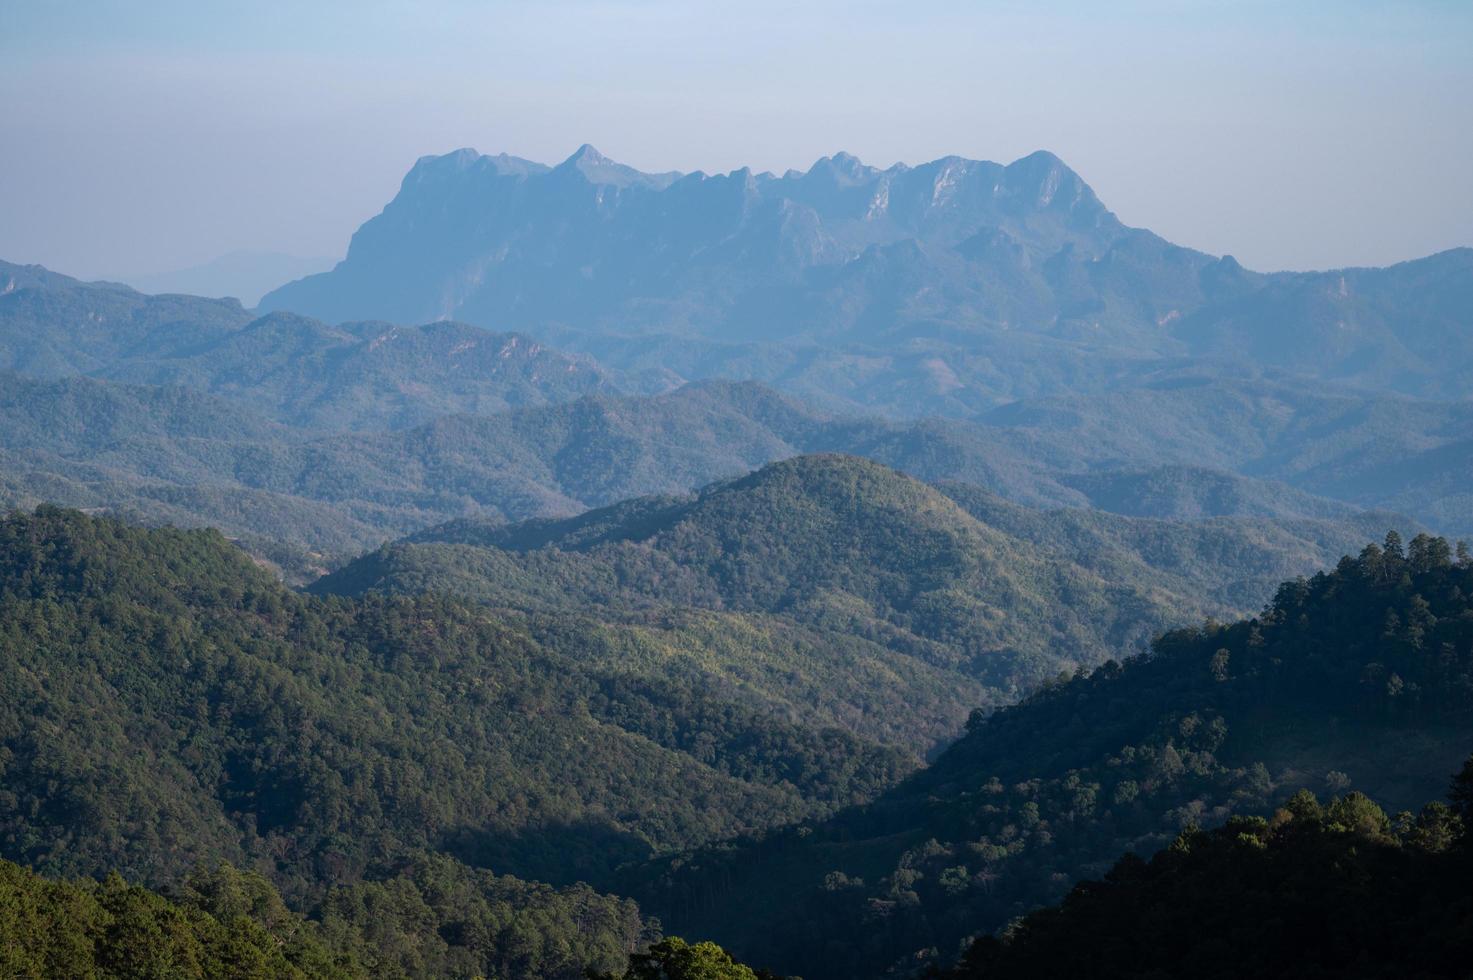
[317,454,1353,753]
[0,506,911,976]
[634,531,1473,978]
[0,853,660,979]
[943,772,1473,978]
[3,371,1417,582]
[0,858,359,979]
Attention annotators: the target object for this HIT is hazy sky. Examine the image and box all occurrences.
[3,0,1470,278]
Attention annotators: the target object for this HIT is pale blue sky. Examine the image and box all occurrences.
[2,0,1470,277]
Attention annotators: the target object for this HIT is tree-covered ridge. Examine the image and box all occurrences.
[0,506,917,975]
[590,936,786,980]
[316,454,1400,754]
[2,370,1416,584]
[943,774,1473,978]
[323,453,1203,661]
[635,532,1473,979]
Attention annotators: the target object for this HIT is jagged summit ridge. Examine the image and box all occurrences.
[393,143,1096,205]
[260,143,1124,332]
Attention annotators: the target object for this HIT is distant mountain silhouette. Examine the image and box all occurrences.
[260,147,1473,407]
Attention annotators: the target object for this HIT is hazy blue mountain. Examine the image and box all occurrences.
[978,370,1473,535]
[0,261,624,430]
[0,259,252,377]
[260,146,1473,409]
[1173,248,1473,398]
[260,146,1133,331]
[113,250,337,307]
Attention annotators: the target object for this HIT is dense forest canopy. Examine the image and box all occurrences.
[942,770,1473,978]
[0,506,910,976]
[633,531,1473,978]
[315,454,1410,754]
[0,508,1470,977]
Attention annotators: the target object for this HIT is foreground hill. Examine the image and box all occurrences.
[0,859,358,978]
[0,506,917,975]
[0,854,653,980]
[944,778,1473,979]
[632,532,1473,978]
[261,146,1473,409]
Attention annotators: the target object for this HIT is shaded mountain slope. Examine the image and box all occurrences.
[942,781,1473,979]
[629,533,1473,979]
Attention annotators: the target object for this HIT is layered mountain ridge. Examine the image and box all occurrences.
[261,145,1473,408]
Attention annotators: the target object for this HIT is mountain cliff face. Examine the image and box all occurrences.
[260,147,1472,406]
[262,146,1147,342]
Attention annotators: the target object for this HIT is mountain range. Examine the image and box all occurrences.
[261,146,1473,412]
[0,140,1470,978]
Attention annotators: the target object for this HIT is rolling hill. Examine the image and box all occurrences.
[3,371,1420,582]
[313,455,1409,753]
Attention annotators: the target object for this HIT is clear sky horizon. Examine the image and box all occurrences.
[2,0,1470,280]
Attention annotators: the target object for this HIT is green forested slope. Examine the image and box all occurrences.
[314,454,1201,750]
[0,858,358,979]
[0,370,1427,584]
[943,777,1473,979]
[634,531,1473,979]
[315,455,1408,754]
[0,506,912,975]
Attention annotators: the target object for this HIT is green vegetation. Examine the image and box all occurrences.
[0,851,658,979]
[3,369,1417,586]
[0,427,1467,977]
[0,505,906,976]
[944,776,1473,978]
[0,858,358,979]
[316,454,1400,755]
[637,530,1473,978]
